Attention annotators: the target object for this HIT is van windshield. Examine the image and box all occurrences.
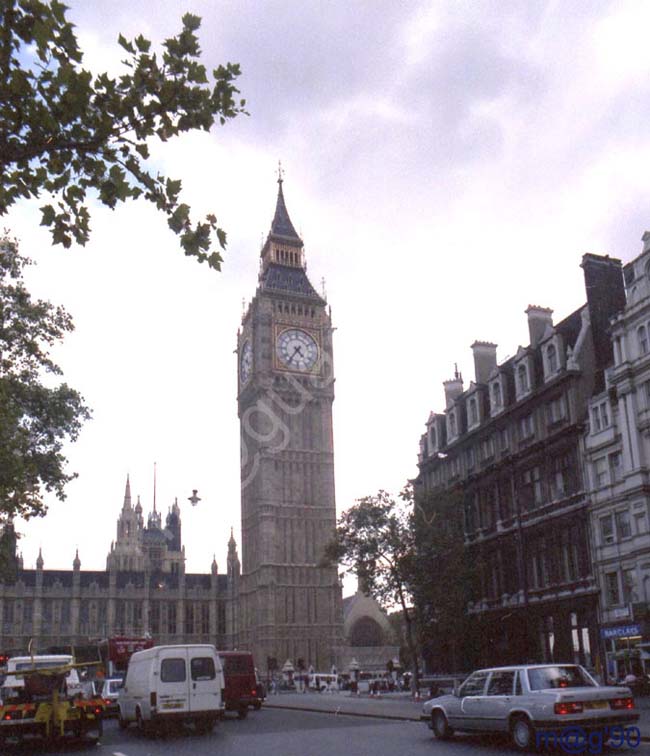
[191,657,216,681]
[161,658,186,683]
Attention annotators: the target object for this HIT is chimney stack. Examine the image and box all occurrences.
[443,365,464,408]
[526,305,553,347]
[471,341,497,384]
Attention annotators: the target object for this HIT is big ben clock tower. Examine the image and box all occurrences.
[237,173,344,670]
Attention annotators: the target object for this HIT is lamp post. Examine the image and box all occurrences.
[349,658,360,695]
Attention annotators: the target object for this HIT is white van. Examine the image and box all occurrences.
[118,644,224,734]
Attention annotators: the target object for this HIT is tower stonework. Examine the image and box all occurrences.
[237,177,344,670]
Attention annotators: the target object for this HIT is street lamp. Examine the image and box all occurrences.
[188,489,201,506]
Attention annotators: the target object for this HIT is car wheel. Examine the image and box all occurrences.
[431,709,454,740]
[237,706,248,719]
[511,715,535,751]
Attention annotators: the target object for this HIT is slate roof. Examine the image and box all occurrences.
[270,180,302,246]
[261,263,323,301]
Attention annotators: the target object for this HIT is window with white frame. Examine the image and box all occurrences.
[481,436,495,461]
[546,396,566,425]
[638,324,648,356]
[644,379,650,408]
[609,452,622,483]
[499,428,509,451]
[605,572,621,606]
[517,363,529,395]
[466,447,475,470]
[635,510,647,534]
[491,380,502,411]
[546,343,558,375]
[600,514,614,545]
[623,569,637,603]
[591,402,609,432]
[468,396,478,426]
[428,425,436,453]
[519,413,534,440]
[593,457,608,487]
[615,510,632,539]
[448,411,457,439]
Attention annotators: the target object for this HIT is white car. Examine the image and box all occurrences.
[420,664,639,751]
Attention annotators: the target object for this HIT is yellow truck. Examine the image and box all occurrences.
[0,654,105,746]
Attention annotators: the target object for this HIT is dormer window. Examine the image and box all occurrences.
[517,363,529,395]
[468,396,478,427]
[639,325,648,356]
[448,411,457,441]
[428,425,437,454]
[547,344,557,374]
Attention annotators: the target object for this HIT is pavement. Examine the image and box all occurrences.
[265,690,650,741]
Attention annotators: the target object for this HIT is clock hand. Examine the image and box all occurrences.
[288,345,301,363]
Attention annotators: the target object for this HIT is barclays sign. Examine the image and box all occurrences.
[600,624,641,640]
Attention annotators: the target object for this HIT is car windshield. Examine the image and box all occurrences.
[527,666,596,690]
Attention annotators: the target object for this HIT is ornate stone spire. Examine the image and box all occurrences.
[36,547,43,570]
[73,548,81,570]
[123,474,132,509]
[211,554,218,575]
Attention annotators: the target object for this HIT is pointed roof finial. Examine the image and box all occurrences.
[73,548,81,570]
[123,474,132,510]
[153,461,157,513]
[269,165,302,243]
[36,547,43,570]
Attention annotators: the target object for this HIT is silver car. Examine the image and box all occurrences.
[420,664,639,751]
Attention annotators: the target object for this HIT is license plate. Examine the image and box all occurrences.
[162,702,184,710]
[584,701,608,710]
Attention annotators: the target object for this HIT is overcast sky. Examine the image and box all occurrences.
[6,0,650,581]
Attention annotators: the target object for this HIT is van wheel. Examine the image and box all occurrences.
[237,706,248,719]
[196,719,215,734]
[136,708,150,736]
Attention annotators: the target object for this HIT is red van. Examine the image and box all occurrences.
[217,651,257,719]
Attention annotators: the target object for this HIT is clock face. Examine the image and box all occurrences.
[240,340,252,383]
[276,328,319,372]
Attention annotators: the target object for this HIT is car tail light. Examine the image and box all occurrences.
[150,692,157,707]
[251,689,257,695]
[94,707,102,715]
[611,697,634,710]
[555,701,584,714]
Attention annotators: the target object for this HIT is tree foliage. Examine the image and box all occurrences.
[0,236,90,527]
[411,486,479,672]
[325,485,478,681]
[0,1,246,269]
[323,488,423,689]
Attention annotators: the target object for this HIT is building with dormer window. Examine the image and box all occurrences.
[415,253,626,672]
[584,233,650,678]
